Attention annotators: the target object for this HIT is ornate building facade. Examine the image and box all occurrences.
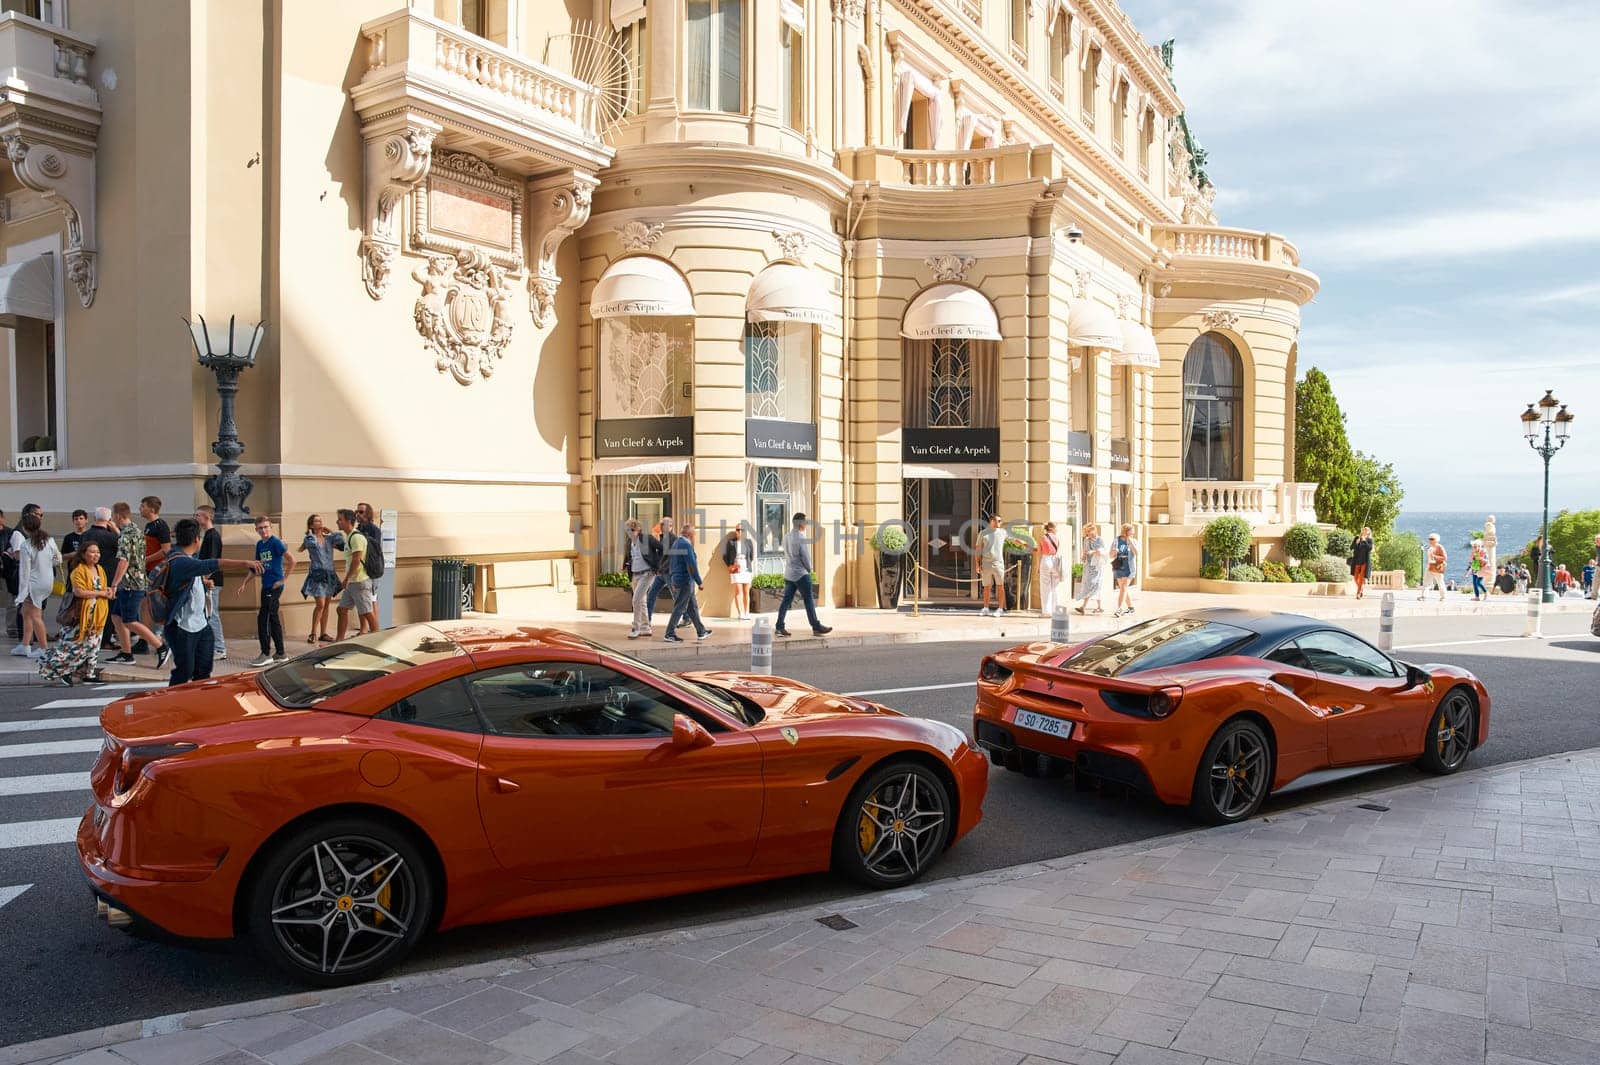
[0,0,1318,624]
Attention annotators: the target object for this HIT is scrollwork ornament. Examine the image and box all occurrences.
[412,249,515,385]
[617,220,664,251]
[1202,308,1241,332]
[772,229,810,263]
[926,253,975,283]
[1072,269,1092,300]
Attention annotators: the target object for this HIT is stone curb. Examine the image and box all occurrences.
[6,743,1591,1065]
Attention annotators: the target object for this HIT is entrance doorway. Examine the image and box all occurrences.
[903,477,992,603]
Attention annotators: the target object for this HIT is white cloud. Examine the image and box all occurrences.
[1528,280,1600,306]
[1298,198,1600,266]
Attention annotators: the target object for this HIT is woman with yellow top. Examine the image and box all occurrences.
[40,541,114,687]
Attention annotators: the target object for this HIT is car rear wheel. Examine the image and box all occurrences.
[1189,719,1273,825]
[245,817,433,986]
[833,762,953,889]
[1417,690,1475,774]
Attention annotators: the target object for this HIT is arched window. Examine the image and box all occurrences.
[1182,332,1243,481]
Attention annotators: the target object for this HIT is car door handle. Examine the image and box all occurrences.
[1329,706,1346,716]
[493,776,520,793]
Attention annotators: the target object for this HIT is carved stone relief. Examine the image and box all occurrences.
[618,219,664,251]
[527,171,597,328]
[412,249,514,385]
[1072,269,1092,300]
[3,134,97,308]
[359,123,438,299]
[772,228,810,263]
[926,253,975,283]
[1202,308,1240,332]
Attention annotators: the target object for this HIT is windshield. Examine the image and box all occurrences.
[260,629,465,708]
[1057,617,1254,677]
[564,636,757,725]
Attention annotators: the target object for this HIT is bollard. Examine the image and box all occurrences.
[1523,590,1543,638]
[1051,604,1071,643]
[750,616,773,675]
[1377,592,1395,652]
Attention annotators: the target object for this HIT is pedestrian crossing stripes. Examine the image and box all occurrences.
[0,716,101,734]
[0,773,85,797]
[0,818,80,849]
[33,697,125,711]
[0,883,29,910]
[0,739,104,759]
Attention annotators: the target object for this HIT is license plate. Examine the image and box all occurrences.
[1013,708,1073,738]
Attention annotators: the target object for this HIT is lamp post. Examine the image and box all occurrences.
[1520,390,1575,605]
[187,314,266,523]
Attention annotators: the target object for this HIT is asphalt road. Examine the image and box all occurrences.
[1,610,1596,1045]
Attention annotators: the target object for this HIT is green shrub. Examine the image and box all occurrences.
[871,522,909,555]
[1200,562,1226,580]
[1308,555,1352,582]
[1261,560,1291,583]
[596,571,632,589]
[1071,562,1084,581]
[1230,563,1266,583]
[1288,566,1316,583]
[1376,531,1422,587]
[1324,528,1354,559]
[1284,522,1327,563]
[751,573,785,591]
[1202,515,1252,566]
[1004,527,1036,554]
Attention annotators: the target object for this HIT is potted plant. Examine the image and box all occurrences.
[871,522,910,609]
[594,570,633,613]
[751,571,818,614]
[1202,515,1252,579]
[1002,527,1036,611]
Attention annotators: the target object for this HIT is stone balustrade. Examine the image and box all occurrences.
[1165,480,1320,526]
[836,144,1043,187]
[1156,225,1301,268]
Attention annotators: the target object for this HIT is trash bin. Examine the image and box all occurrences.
[430,557,465,621]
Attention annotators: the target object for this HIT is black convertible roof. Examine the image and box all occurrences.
[1171,607,1325,641]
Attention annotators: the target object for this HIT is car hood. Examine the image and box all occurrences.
[684,671,900,723]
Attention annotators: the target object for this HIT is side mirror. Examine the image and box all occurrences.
[670,714,714,751]
[1402,664,1429,690]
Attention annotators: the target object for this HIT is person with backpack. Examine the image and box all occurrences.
[106,502,169,667]
[158,519,262,686]
[40,540,112,686]
[355,501,386,598]
[334,509,379,640]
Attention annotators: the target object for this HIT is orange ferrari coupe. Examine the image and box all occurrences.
[974,609,1489,823]
[79,622,986,984]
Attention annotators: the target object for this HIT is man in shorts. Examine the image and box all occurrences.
[107,501,168,666]
[977,513,1007,618]
[334,509,377,640]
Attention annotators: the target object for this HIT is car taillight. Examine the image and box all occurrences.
[1149,686,1183,719]
[978,657,1013,686]
[1102,686,1184,719]
[114,742,196,795]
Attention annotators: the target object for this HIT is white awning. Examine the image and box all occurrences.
[779,0,805,32]
[747,263,837,325]
[609,0,646,31]
[904,462,1001,481]
[1112,321,1161,369]
[592,457,691,477]
[901,283,1001,341]
[1067,299,1123,350]
[747,456,821,471]
[0,256,54,325]
[591,256,695,318]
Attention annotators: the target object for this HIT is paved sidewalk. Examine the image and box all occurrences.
[12,748,1600,1065]
[3,590,1590,686]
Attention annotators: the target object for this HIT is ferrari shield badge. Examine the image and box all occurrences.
[781,727,800,746]
[1424,679,1435,694]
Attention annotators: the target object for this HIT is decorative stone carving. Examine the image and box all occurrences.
[1116,293,1135,319]
[832,0,865,21]
[359,121,438,299]
[433,149,498,180]
[1202,308,1240,332]
[772,228,810,263]
[412,249,514,384]
[618,219,664,251]
[3,135,98,308]
[926,253,975,283]
[527,171,597,327]
[1072,269,1092,300]
[413,147,522,271]
[1157,282,1173,298]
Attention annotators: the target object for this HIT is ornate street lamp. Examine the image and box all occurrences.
[187,314,265,523]
[1521,390,1575,604]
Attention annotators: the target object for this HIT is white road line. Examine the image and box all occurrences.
[0,884,31,910]
[32,697,119,711]
[0,739,104,759]
[0,818,80,849]
[91,683,161,691]
[846,682,976,697]
[1393,636,1546,651]
[0,773,86,797]
[0,717,101,734]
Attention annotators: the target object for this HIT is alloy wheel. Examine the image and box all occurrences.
[1208,728,1268,819]
[268,835,418,976]
[1435,693,1473,769]
[855,771,948,881]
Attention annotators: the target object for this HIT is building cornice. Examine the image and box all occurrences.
[604,142,855,206]
[1078,0,1183,115]
[1156,260,1320,306]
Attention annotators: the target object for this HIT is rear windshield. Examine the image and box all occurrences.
[1056,617,1254,677]
[260,629,465,708]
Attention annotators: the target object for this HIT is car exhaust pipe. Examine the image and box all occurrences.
[105,906,133,929]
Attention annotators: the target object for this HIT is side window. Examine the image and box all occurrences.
[469,662,681,739]
[1264,641,1310,671]
[1297,631,1397,679]
[382,677,481,733]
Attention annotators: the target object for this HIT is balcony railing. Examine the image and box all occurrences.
[1157,225,1301,268]
[1166,480,1319,526]
[837,144,1044,188]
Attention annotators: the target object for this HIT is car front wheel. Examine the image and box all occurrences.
[244,816,433,986]
[1190,719,1273,825]
[834,761,953,889]
[1417,690,1475,774]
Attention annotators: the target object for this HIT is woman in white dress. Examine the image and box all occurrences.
[1073,523,1107,614]
[723,525,755,619]
[1037,522,1064,615]
[13,511,60,659]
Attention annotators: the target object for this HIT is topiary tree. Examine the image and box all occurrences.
[1324,527,1354,559]
[1202,515,1252,577]
[1538,509,1600,573]
[1376,531,1422,587]
[1295,368,1359,530]
[1284,523,1327,563]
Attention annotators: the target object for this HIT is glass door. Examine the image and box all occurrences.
[921,478,978,602]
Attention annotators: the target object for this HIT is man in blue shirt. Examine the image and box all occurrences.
[245,516,296,667]
[663,520,711,643]
[159,519,262,686]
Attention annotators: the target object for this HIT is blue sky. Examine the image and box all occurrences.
[1119,0,1600,512]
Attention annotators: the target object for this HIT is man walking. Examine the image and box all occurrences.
[157,519,261,686]
[107,502,168,667]
[775,513,832,638]
[647,516,674,619]
[976,513,1007,618]
[1420,533,1448,602]
[355,502,384,616]
[663,520,711,643]
[334,509,377,639]
[624,519,662,639]
[244,515,295,666]
[195,505,227,660]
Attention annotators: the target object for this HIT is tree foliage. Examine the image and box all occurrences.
[1348,451,1404,540]
[1517,509,1600,574]
[1284,523,1326,563]
[1324,527,1355,559]
[1202,515,1252,568]
[1295,369,1359,531]
[1376,531,1422,587]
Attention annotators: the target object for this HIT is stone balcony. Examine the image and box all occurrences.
[1153,224,1319,303]
[1164,480,1319,528]
[836,144,1050,188]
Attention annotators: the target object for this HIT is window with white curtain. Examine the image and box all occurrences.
[1081,43,1100,128]
[1049,16,1068,99]
[1140,108,1156,176]
[686,0,743,113]
[781,22,803,131]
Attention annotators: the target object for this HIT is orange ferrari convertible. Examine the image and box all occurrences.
[79,623,986,984]
[974,609,1489,823]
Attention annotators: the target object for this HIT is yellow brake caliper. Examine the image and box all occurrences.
[858,794,879,855]
[372,867,390,925]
